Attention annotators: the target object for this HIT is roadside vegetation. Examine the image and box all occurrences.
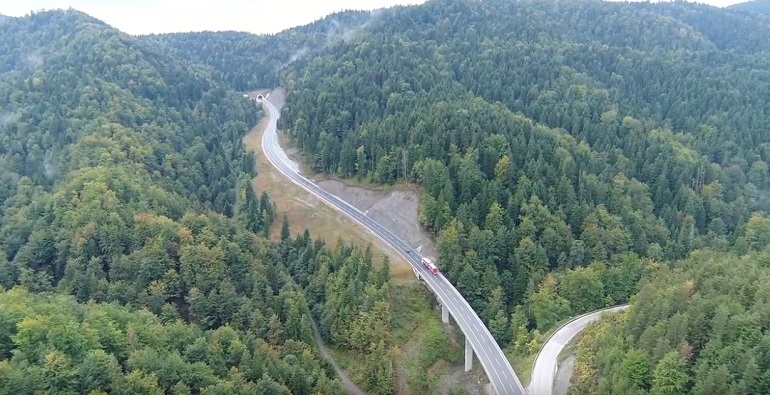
[3,0,770,394]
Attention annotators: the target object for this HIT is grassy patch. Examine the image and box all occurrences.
[242,109,411,277]
[247,108,459,393]
[391,283,462,393]
[509,350,537,386]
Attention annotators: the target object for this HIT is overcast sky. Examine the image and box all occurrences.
[1,0,745,36]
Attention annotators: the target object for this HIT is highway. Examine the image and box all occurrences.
[529,305,630,395]
[258,98,527,395]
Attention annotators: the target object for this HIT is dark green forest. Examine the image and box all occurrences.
[150,0,770,390]
[142,10,384,92]
[570,227,770,395]
[272,0,770,341]
[4,0,770,393]
[0,10,396,394]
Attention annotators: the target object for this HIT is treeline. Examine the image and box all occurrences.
[141,10,379,92]
[270,0,770,346]
[729,0,770,14]
[0,9,397,394]
[570,214,770,395]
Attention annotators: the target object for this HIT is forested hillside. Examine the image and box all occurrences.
[569,220,770,394]
[269,0,770,346]
[141,10,385,91]
[0,10,397,393]
[729,0,770,14]
[139,4,770,389]
[0,287,339,394]
[5,0,770,392]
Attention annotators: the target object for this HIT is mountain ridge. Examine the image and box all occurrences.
[728,0,770,13]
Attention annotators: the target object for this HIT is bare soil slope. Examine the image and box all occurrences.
[242,87,436,283]
[317,179,438,260]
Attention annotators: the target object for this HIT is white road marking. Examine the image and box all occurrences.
[260,100,525,395]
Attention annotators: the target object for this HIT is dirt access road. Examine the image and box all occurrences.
[242,87,448,394]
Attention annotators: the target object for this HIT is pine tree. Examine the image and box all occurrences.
[281,215,291,241]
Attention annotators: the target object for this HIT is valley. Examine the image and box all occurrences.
[2,1,770,394]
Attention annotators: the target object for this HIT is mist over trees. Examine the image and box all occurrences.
[0,9,394,393]
[3,0,770,393]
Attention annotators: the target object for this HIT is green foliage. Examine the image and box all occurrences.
[571,248,770,393]
[5,2,770,394]
[651,351,690,395]
[0,9,404,394]
[0,287,340,394]
[254,0,770,348]
[282,234,395,394]
[141,11,378,91]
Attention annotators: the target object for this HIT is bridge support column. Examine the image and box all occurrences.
[465,337,473,372]
[441,302,449,323]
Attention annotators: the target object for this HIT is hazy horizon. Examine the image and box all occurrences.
[1,0,750,36]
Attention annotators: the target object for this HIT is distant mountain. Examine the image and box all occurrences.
[729,0,770,13]
[141,10,379,90]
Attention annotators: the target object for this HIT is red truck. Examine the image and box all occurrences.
[421,257,439,275]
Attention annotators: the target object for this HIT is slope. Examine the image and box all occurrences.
[570,228,770,394]
[141,10,385,91]
[274,0,770,353]
[729,0,770,14]
[0,9,407,394]
[0,287,338,394]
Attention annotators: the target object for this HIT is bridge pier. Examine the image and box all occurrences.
[441,302,449,323]
[465,337,473,372]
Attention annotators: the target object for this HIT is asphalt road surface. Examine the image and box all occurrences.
[529,305,630,395]
[258,99,526,395]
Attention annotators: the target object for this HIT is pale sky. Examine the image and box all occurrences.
[0,0,746,36]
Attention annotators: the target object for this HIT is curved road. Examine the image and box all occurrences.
[529,305,630,395]
[259,98,526,395]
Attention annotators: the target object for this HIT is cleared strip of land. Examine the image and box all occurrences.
[242,88,438,283]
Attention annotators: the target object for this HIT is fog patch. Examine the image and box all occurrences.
[288,46,309,64]
[24,53,43,70]
[325,10,383,45]
[0,110,21,127]
[279,9,386,71]
[43,153,58,179]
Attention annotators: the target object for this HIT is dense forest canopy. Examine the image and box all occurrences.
[728,0,770,13]
[141,10,387,91]
[266,0,770,339]
[0,9,399,394]
[570,240,770,395]
[4,0,770,393]
[67,0,770,376]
